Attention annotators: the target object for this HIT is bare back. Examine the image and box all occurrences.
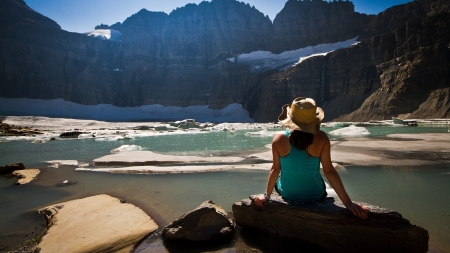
[274,130,328,158]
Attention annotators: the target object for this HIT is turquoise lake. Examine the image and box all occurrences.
[0,124,449,252]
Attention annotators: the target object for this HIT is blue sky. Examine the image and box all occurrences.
[24,0,412,33]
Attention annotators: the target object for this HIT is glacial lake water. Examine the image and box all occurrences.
[0,124,449,252]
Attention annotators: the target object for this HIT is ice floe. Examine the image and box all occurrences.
[46,160,79,168]
[328,125,370,136]
[245,129,278,137]
[95,135,134,141]
[111,145,142,153]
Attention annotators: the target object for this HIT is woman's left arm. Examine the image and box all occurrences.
[320,132,368,219]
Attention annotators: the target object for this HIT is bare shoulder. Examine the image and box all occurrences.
[314,130,330,143]
[272,131,287,142]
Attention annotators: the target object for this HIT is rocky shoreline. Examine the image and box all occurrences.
[0,121,44,137]
[1,116,449,252]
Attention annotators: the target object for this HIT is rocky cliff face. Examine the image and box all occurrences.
[252,0,450,122]
[269,0,373,53]
[334,0,450,121]
[0,0,448,122]
[0,0,122,105]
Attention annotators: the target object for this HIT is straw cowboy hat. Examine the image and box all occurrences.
[278,97,324,134]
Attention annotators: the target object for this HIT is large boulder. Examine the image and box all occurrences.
[162,200,235,241]
[232,194,428,253]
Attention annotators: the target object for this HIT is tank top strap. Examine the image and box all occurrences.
[284,129,291,138]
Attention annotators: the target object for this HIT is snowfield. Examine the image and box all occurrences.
[227,37,359,72]
[0,97,253,123]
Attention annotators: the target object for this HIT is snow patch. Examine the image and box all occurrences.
[0,97,254,123]
[228,37,359,72]
[86,29,122,41]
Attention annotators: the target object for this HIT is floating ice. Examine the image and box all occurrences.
[245,129,277,137]
[329,125,370,136]
[1,136,36,141]
[321,122,351,128]
[111,145,142,153]
[46,160,79,168]
[31,138,46,144]
[95,135,134,141]
[78,133,94,138]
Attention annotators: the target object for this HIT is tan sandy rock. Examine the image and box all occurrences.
[37,194,158,253]
[12,169,40,185]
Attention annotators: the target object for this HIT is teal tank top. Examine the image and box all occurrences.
[276,130,326,202]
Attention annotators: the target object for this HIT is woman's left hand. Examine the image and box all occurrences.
[254,194,268,207]
[345,202,369,219]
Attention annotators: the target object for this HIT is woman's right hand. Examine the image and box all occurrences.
[254,194,268,207]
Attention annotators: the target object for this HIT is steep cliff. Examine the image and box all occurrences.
[334,0,450,121]
[0,0,122,105]
[253,0,449,122]
[0,0,448,122]
[269,0,373,53]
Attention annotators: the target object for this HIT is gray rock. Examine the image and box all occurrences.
[232,194,428,253]
[162,200,235,241]
[0,162,25,175]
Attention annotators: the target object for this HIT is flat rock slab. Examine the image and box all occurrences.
[37,194,158,253]
[76,164,237,174]
[12,168,40,184]
[232,194,428,253]
[93,151,244,166]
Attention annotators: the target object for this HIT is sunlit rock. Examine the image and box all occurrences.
[37,194,158,253]
[12,169,40,185]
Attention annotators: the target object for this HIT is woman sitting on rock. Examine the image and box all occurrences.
[254,97,368,219]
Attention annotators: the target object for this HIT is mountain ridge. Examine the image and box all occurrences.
[0,0,449,122]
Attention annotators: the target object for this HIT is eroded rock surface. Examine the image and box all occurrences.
[12,168,40,185]
[37,194,158,253]
[162,200,235,241]
[232,194,429,253]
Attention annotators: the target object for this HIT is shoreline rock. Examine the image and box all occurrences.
[12,168,40,185]
[37,194,158,253]
[232,194,429,253]
[162,200,235,242]
[0,162,25,174]
[0,122,43,136]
